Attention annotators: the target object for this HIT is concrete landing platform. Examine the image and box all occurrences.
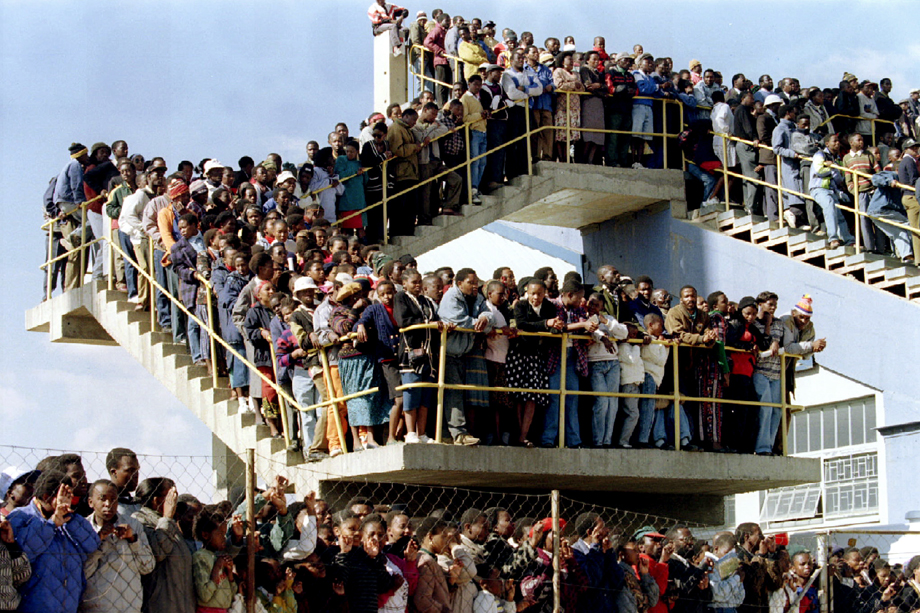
[312,442,818,495]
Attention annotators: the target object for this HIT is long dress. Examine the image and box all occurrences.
[579,67,606,146]
[553,68,582,142]
[698,311,728,445]
[333,155,368,229]
[331,305,391,427]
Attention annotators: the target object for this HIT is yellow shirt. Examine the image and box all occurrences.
[461,91,487,133]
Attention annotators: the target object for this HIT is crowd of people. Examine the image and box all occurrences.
[368,0,920,260]
[2,450,919,613]
[41,138,828,457]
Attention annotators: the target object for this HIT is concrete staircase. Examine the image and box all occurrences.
[688,204,920,305]
[24,283,310,488]
[383,161,687,257]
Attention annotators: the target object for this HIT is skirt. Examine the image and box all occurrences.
[339,354,392,426]
[506,347,550,407]
[463,348,491,410]
[581,97,605,145]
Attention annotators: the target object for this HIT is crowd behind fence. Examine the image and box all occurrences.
[2,444,919,613]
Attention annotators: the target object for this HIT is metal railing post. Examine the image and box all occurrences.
[46,225,54,300]
[854,187,862,252]
[525,99,533,176]
[721,134,730,210]
[679,102,686,170]
[777,161,785,228]
[382,159,389,245]
[80,205,87,286]
[662,99,669,169]
[206,285,218,389]
[566,91,571,164]
[149,238,157,331]
[780,355,788,457]
[107,218,114,291]
[551,489,561,613]
[673,341,681,451]
[435,326,448,443]
[319,347,348,454]
[269,336,291,449]
[558,333,568,449]
[465,123,472,206]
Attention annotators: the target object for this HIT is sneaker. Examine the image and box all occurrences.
[783,209,798,228]
[703,197,721,207]
[632,162,645,169]
[364,441,379,450]
[306,451,329,462]
[405,432,420,444]
[418,434,431,444]
[329,448,343,458]
[453,433,480,446]
[471,189,482,204]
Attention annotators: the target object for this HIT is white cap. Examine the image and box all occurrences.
[293,276,318,293]
[335,273,354,284]
[763,94,783,106]
[276,170,296,185]
[203,159,225,173]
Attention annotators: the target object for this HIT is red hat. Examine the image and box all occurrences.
[528,517,567,539]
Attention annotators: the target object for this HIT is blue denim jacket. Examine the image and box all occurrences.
[526,63,554,111]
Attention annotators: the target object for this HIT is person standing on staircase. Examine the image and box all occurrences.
[502,49,543,181]
[897,139,920,259]
[810,133,855,249]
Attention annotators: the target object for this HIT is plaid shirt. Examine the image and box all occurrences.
[438,111,464,157]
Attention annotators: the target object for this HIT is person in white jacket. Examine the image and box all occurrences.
[118,174,161,310]
[617,324,647,448]
[83,479,156,613]
[586,293,629,448]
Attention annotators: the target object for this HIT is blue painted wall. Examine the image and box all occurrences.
[582,206,920,522]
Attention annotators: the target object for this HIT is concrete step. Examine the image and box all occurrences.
[883,265,920,283]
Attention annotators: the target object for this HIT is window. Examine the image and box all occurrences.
[760,397,878,526]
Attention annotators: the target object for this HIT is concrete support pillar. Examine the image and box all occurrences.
[374,32,407,114]
[212,434,246,502]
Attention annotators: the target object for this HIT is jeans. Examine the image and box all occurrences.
[618,383,641,446]
[165,264,187,343]
[153,249,171,329]
[188,306,204,363]
[811,188,854,244]
[687,163,717,201]
[87,210,104,281]
[589,360,620,447]
[872,210,914,259]
[542,348,582,448]
[292,366,318,445]
[653,402,691,446]
[470,130,487,190]
[117,230,138,298]
[637,373,657,444]
[753,372,783,454]
[485,120,507,186]
[226,341,248,388]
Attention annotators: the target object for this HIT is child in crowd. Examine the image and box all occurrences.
[244,280,283,438]
[219,251,253,403]
[333,516,401,613]
[484,280,516,446]
[617,323,646,448]
[473,566,517,613]
[843,133,886,254]
[83,479,155,613]
[192,505,238,613]
[171,213,208,366]
[706,532,745,613]
[638,313,669,447]
[585,292,628,448]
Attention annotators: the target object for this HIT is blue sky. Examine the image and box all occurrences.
[0,0,916,461]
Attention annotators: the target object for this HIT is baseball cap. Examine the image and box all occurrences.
[632,525,666,541]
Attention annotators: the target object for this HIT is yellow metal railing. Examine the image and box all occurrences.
[709,131,919,252]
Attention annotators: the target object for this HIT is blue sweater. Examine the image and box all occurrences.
[9,501,100,613]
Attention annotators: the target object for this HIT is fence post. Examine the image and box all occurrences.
[552,489,561,613]
[245,448,256,613]
[817,531,829,613]
[46,225,54,301]
[673,341,681,451]
[558,334,568,449]
[435,326,448,444]
[320,347,348,454]
[465,123,473,206]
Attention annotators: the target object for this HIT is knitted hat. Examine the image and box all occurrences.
[167,179,189,200]
[738,296,756,311]
[793,294,813,316]
[842,72,857,83]
[261,160,278,172]
[69,142,88,159]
